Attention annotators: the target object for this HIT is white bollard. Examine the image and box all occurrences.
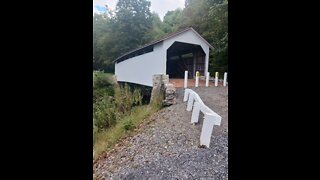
[215,72,218,87]
[195,76,199,87]
[196,71,199,87]
[195,71,199,87]
[184,71,188,88]
[223,72,227,86]
[206,72,210,87]
[191,102,201,123]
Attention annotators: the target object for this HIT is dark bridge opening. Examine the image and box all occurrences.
[166,41,205,79]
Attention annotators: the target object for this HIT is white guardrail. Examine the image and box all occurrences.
[184,88,222,148]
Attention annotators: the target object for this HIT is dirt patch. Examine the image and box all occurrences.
[170,78,224,88]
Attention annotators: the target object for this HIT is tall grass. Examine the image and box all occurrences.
[93,83,143,134]
[93,72,162,160]
[93,71,115,102]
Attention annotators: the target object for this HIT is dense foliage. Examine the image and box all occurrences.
[93,72,162,157]
[93,72,142,133]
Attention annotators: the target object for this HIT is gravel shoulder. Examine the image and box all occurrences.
[94,86,228,180]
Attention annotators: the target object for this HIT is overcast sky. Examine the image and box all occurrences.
[93,0,185,20]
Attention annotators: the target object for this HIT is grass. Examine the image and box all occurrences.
[93,71,163,161]
[104,73,114,81]
[93,71,115,84]
[93,104,160,161]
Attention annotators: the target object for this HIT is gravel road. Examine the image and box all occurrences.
[94,86,228,180]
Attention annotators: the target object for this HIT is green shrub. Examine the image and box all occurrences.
[93,71,113,89]
[93,72,115,103]
[93,83,143,132]
[123,117,134,131]
[114,84,131,113]
[132,88,142,106]
[93,96,119,130]
[114,84,142,114]
[93,87,114,102]
[150,91,164,109]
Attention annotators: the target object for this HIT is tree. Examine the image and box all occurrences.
[148,12,166,40]
[162,9,183,34]
[181,0,210,32]
[206,0,228,73]
[93,13,111,71]
[114,0,153,53]
[93,0,154,72]
[180,0,228,74]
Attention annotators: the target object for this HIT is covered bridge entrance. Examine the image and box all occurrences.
[166,41,205,79]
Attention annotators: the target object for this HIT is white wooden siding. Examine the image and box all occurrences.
[115,43,165,86]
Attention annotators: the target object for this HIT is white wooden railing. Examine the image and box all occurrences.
[184,88,222,148]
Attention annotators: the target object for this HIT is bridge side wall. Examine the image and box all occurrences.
[115,43,165,87]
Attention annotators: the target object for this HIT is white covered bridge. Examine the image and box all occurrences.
[114,27,214,87]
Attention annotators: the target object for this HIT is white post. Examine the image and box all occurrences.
[183,89,190,102]
[200,114,216,148]
[195,76,199,87]
[191,102,201,124]
[184,71,188,88]
[223,72,227,86]
[186,93,194,111]
[195,71,199,87]
[206,72,210,87]
[215,72,218,87]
